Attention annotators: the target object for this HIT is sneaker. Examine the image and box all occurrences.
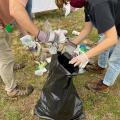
[85,80,109,93]
[85,63,106,74]
[7,85,34,97]
[13,63,25,71]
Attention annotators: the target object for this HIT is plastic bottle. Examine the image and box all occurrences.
[5,24,13,33]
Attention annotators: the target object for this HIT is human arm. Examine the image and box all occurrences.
[70,2,118,66]
[72,21,93,45]
[9,0,60,43]
[9,0,38,36]
[70,26,118,66]
[86,26,118,59]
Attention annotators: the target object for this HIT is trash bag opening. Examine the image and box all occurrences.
[57,52,79,74]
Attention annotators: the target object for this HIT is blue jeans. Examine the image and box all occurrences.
[26,0,32,19]
[98,34,114,68]
[98,35,120,86]
[103,39,120,86]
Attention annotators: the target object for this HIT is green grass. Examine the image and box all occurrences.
[0,9,120,120]
[5,107,21,120]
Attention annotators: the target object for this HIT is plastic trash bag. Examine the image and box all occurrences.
[34,52,84,120]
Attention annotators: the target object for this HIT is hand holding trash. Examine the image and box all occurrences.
[62,40,77,56]
[69,53,89,67]
[20,35,41,56]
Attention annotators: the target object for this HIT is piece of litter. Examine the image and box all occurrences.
[35,68,47,76]
[20,35,36,48]
[78,68,86,74]
[72,30,80,36]
[48,43,58,55]
[54,29,67,43]
[46,57,51,63]
[34,61,47,76]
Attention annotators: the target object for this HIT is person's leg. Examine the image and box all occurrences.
[98,34,114,68]
[103,39,120,86]
[86,39,120,93]
[85,34,111,74]
[0,30,34,97]
[0,31,16,93]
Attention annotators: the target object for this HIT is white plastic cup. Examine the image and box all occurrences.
[72,30,80,36]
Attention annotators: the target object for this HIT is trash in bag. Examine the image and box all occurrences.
[34,52,84,120]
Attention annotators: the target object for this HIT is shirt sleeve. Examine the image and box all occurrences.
[93,2,115,34]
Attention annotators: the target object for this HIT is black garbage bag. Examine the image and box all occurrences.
[35,52,84,120]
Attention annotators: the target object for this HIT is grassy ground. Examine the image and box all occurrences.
[0,9,120,120]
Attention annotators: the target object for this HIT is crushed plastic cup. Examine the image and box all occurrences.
[72,30,80,36]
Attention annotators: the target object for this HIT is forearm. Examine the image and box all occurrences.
[86,38,117,59]
[72,29,91,45]
[9,0,39,36]
[72,22,93,45]
[86,26,118,59]
[17,22,28,36]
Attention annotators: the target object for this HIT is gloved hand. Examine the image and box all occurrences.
[69,53,89,67]
[20,35,41,56]
[36,31,59,43]
[62,40,77,56]
[29,42,41,56]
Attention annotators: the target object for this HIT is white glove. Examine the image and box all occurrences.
[37,31,59,43]
[20,35,36,48]
[20,35,41,56]
[69,53,89,67]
